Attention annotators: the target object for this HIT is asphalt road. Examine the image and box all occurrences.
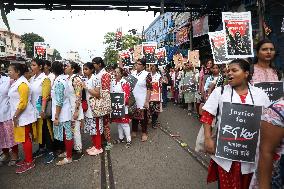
[0,102,217,189]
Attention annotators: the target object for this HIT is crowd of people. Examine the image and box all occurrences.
[0,39,283,189]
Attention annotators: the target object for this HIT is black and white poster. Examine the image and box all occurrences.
[125,74,138,91]
[208,31,231,64]
[254,82,283,103]
[183,76,196,92]
[222,12,254,58]
[215,102,262,163]
[110,93,125,118]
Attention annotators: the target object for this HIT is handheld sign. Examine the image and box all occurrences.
[215,102,262,163]
[254,82,283,103]
[125,75,138,91]
[183,76,197,92]
[110,93,125,118]
[150,82,160,101]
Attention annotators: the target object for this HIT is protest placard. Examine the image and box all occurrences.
[34,42,47,59]
[150,82,160,101]
[208,31,231,64]
[133,45,142,62]
[193,15,209,37]
[188,50,200,67]
[110,93,125,118]
[222,12,254,58]
[142,42,157,64]
[119,50,132,67]
[254,82,283,103]
[215,102,262,163]
[173,53,183,69]
[183,76,197,92]
[155,47,167,66]
[125,74,138,91]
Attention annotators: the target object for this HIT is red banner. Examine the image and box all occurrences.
[176,27,189,45]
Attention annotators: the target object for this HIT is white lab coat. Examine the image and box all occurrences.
[202,84,270,174]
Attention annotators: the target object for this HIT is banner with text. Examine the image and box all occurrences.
[208,31,231,64]
[176,27,189,45]
[222,12,254,58]
[215,102,262,163]
[142,42,157,64]
[254,82,283,103]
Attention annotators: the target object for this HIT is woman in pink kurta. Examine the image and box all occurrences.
[252,39,279,83]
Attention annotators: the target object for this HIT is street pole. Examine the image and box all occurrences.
[189,12,193,51]
[258,0,265,39]
[160,0,164,15]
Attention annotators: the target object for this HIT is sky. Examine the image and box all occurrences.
[0,9,159,62]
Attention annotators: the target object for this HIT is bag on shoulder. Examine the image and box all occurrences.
[89,89,112,117]
[195,86,224,152]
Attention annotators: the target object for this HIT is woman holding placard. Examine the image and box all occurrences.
[110,67,131,148]
[149,64,162,129]
[200,59,270,189]
[252,39,279,83]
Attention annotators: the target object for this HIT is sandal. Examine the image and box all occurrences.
[113,139,124,144]
[141,134,148,142]
[8,159,18,166]
[56,158,72,166]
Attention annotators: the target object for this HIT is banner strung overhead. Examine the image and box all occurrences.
[176,27,189,45]
[208,31,231,64]
[142,42,157,64]
[193,15,209,37]
[222,12,254,58]
[34,42,47,60]
[155,47,167,66]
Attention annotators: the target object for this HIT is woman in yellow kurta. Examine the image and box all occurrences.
[8,63,37,174]
[29,59,54,164]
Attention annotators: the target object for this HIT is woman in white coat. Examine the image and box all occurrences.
[8,63,37,174]
[131,58,152,142]
[51,61,73,166]
[200,59,270,189]
[0,71,19,166]
[30,59,54,164]
[64,62,84,160]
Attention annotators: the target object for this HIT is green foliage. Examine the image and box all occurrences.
[21,33,44,58]
[103,32,142,65]
[53,49,62,60]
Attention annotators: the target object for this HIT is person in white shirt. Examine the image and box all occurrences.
[200,59,270,188]
[29,59,54,164]
[8,63,37,174]
[131,58,152,142]
[64,62,84,160]
[0,71,19,166]
[50,61,73,166]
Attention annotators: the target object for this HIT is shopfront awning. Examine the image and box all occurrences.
[2,0,227,13]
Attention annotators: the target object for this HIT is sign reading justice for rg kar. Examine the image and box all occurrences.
[215,102,262,163]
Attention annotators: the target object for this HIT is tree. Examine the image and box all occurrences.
[103,32,142,65]
[21,33,44,58]
[53,49,62,60]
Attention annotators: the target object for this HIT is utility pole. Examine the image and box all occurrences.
[258,0,265,39]
[160,0,164,15]
[189,12,193,51]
